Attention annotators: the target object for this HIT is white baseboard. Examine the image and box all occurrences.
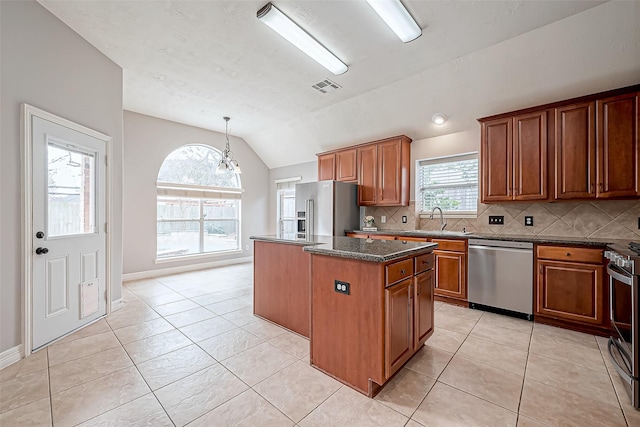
[111,298,124,312]
[122,256,253,282]
[0,344,24,370]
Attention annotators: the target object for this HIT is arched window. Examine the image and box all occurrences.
[156,144,242,259]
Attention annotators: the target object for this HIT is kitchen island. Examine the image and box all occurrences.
[251,234,437,396]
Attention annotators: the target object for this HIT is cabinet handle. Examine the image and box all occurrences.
[566,252,571,257]
[590,183,595,193]
[539,264,543,274]
[599,183,603,192]
[400,269,406,274]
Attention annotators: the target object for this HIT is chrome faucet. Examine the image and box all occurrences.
[429,206,447,231]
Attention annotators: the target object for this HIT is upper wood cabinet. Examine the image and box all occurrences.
[480,111,547,202]
[597,92,639,198]
[358,136,411,206]
[555,102,596,199]
[318,135,411,207]
[317,153,335,181]
[336,149,357,182]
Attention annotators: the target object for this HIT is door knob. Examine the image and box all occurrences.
[35,247,49,255]
[36,231,44,239]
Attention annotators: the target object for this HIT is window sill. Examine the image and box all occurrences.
[155,249,243,264]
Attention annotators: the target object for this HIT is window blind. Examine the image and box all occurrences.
[418,153,478,216]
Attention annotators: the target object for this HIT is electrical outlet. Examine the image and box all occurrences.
[489,215,504,225]
[524,216,533,226]
[245,244,250,251]
[402,215,407,223]
[381,216,386,223]
[334,280,350,295]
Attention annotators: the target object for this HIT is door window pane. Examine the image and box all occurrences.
[47,144,96,237]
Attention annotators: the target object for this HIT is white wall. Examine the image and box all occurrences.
[267,161,317,234]
[0,1,124,353]
[122,111,269,275]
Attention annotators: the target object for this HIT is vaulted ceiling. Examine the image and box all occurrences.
[38,1,640,168]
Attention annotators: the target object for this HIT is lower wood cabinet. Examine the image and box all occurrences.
[535,245,607,332]
[385,259,434,378]
[432,239,468,303]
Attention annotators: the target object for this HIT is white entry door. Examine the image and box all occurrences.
[31,115,107,350]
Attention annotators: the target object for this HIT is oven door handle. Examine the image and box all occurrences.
[608,337,634,385]
[608,264,633,286]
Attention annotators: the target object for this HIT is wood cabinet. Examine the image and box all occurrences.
[535,245,607,333]
[336,149,357,182]
[317,135,411,207]
[345,232,396,240]
[480,84,640,203]
[480,111,547,202]
[317,153,335,181]
[310,248,435,396]
[253,240,311,337]
[597,92,639,198]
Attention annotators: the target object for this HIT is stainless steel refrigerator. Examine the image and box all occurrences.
[295,180,360,239]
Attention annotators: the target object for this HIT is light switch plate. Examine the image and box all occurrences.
[489,216,504,225]
[381,216,386,223]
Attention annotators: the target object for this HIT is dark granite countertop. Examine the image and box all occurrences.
[302,236,438,262]
[251,234,437,262]
[345,229,629,248]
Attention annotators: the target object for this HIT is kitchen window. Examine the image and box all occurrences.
[156,144,242,260]
[417,152,478,218]
[276,177,300,235]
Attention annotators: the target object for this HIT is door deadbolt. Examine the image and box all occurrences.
[36,231,44,239]
[35,247,49,255]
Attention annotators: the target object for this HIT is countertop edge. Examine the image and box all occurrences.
[303,242,438,263]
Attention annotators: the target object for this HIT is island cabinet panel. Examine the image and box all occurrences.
[597,92,639,198]
[414,269,434,348]
[317,153,335,181]
[310,256,386,394]
[253,241,310,337]
[385,279,413,378]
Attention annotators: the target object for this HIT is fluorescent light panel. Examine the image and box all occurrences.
[366,0,421,43]
[257,3,348,75]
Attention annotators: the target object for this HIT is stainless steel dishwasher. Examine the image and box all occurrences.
[468,239,534,320]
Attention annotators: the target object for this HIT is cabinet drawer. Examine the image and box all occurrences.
[415,253,434,274]
[431,239,466,252]
[346,232,368,239]
[386,258,413,286]
[537,246,603,264]
[396,236,429,242]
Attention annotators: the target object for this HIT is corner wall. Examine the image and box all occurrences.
[122,111,269,275]
[0,1,124,353]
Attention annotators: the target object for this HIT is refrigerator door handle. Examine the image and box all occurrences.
[305,199,314,240]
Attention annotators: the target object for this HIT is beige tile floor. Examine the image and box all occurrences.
[1,262,638,426]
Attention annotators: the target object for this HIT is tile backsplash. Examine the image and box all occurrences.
[364,200,640,240]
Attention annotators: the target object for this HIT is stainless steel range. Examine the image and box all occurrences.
[605,243,640,409]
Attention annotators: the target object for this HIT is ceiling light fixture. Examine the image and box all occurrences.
[216,117,242,175]
[432,113,447,125]
[257,2,348,75]
[366,0,421,43]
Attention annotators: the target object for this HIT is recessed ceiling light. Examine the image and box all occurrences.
[432,114,447,125]
[366,0,422,43]
[257,2,348,75]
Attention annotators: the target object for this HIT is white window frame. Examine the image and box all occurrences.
[275,176,301,235]
[155,145,243,262]
[416,152,479,219]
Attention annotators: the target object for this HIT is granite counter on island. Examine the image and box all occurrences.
[250,234,438,397]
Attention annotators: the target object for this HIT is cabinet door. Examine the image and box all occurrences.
[536,260,604,325]
[513,111,547,201]
[555,102,596,199]
[414,270,434,348]
[336,149,357,182]
[318,153,335,181]
[481,118,513,202]
[357,145,377,205]
[596,92,639,198]
[385,279,413,378]
[377,140,402,205]
[434,250,467,300]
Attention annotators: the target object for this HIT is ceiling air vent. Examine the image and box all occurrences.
[312,79,341,94]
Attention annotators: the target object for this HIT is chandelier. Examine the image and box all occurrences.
[216,116,242,174]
